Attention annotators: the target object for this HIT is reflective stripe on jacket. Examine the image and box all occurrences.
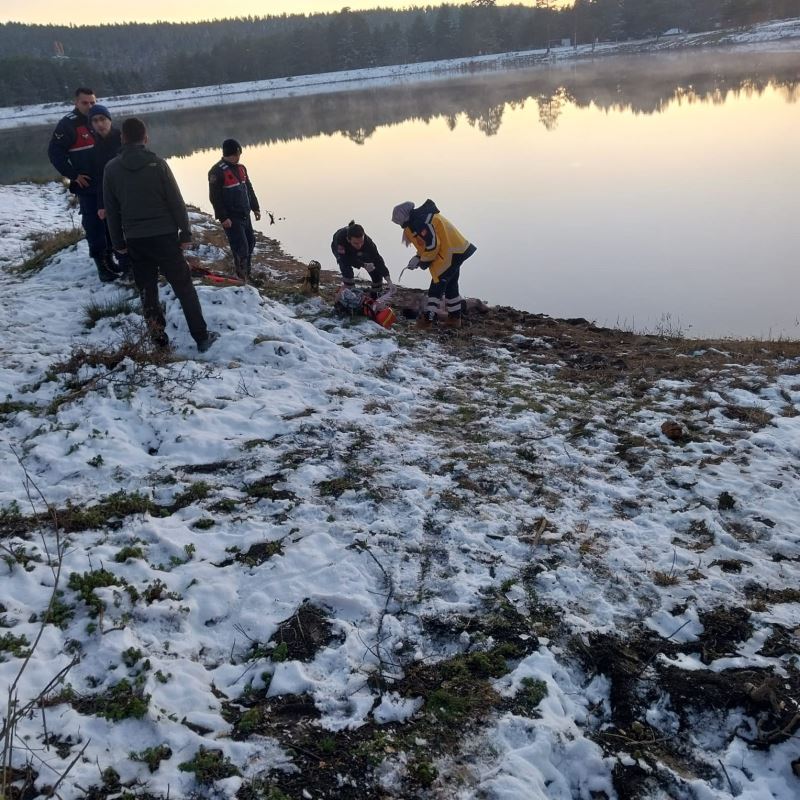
[403,199,472,283]
[208,160,260,219]
[48,111,96,191]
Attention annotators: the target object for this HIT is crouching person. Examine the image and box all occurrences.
[331,221,390,296]
[391,200,476,329]
[103,118,218,352]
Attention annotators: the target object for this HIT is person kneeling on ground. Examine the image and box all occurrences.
[208,138,261,280]
[331,221,390,296]
[103,117,218,353]
[391,200,476,329]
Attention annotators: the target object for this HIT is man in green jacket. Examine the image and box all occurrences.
[103,118,218,352]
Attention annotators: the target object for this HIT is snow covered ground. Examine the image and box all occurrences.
[1,17,799,131]
[0,183,798,800]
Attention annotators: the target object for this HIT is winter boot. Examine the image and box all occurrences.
[232,255,247,281]
[150,330,170,350]
[197,331,220,353]
[442,313,462,329]
[93,256,116,283]
[415,314,433,330]
[103,250,120,275]
[146,321,170,350]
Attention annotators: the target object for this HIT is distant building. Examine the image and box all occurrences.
[661,28,687,36]
[560,38,571,47]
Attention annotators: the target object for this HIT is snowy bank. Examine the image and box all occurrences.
[0,183,798,799]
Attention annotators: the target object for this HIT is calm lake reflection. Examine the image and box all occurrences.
[4,48,799,338]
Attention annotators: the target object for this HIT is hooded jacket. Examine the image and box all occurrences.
[402,199,474,283]
[103,144,191,250]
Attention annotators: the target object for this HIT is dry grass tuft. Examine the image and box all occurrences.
[15,228,84,275]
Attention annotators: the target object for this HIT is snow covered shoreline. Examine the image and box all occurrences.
[2,16,799,131]
[0,183,799,799]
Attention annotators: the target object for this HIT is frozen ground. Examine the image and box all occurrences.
[0,183,798,799]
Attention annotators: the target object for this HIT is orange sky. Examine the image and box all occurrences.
[1,1,569,26]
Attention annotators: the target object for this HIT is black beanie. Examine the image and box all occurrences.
[222,138,242,156]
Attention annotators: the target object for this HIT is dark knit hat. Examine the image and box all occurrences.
[88,103,111,121]
[222,138,242,156]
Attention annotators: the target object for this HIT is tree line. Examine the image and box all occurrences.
[1,0,799,107]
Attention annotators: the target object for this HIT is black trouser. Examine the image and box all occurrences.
[425,245,476,318]
[337,258,390,291]
[224,215,255,272]
[127,234,208,343]
[78,193,112,259]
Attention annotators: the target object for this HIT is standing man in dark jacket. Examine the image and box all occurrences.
[48,87,113,282]
[331,221,390,296]
[208,139,261,279]
[87,103,125,280]
[103,118,218,353]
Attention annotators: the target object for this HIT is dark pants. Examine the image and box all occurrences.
[425,245,476,318]
[338,259,390,292]
[225,215,255,273]
[127,234,208,343]
[78,193,112,259]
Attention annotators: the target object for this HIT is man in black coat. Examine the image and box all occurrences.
[330,221,390,295]
[47,87,115,282]
[103,118,217,353]
[87,103,125,280]
[208,139,261,279]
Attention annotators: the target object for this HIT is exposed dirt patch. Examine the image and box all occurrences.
[269,601,341,662]
[744,583,800,606]
[178,459,238,474]
[215,540,284,568]
[244,473,295,502]
[756,624,799,658]
[694,606,753,663]
[576,616,800,799]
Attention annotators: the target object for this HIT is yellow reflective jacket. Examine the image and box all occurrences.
[403,199,472,283]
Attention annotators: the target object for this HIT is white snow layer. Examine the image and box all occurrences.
[0,183,798,799]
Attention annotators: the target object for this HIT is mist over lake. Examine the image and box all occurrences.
[5,48,798,338]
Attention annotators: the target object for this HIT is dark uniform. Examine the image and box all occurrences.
[92,126,125,277]
[208,160,260,277]
[330,227,390,293]
[48,110,109,266]
[104,143,212,350]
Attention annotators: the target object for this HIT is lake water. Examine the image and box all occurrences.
[4,48,799,338]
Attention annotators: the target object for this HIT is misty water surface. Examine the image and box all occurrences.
[5,48,799,338]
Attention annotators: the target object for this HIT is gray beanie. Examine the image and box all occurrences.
[391,201,414,226]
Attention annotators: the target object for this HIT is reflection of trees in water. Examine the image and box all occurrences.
[467,103,505,136]
[344,127,371,145]
[537,87,573,130]
[3,51,798,183]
